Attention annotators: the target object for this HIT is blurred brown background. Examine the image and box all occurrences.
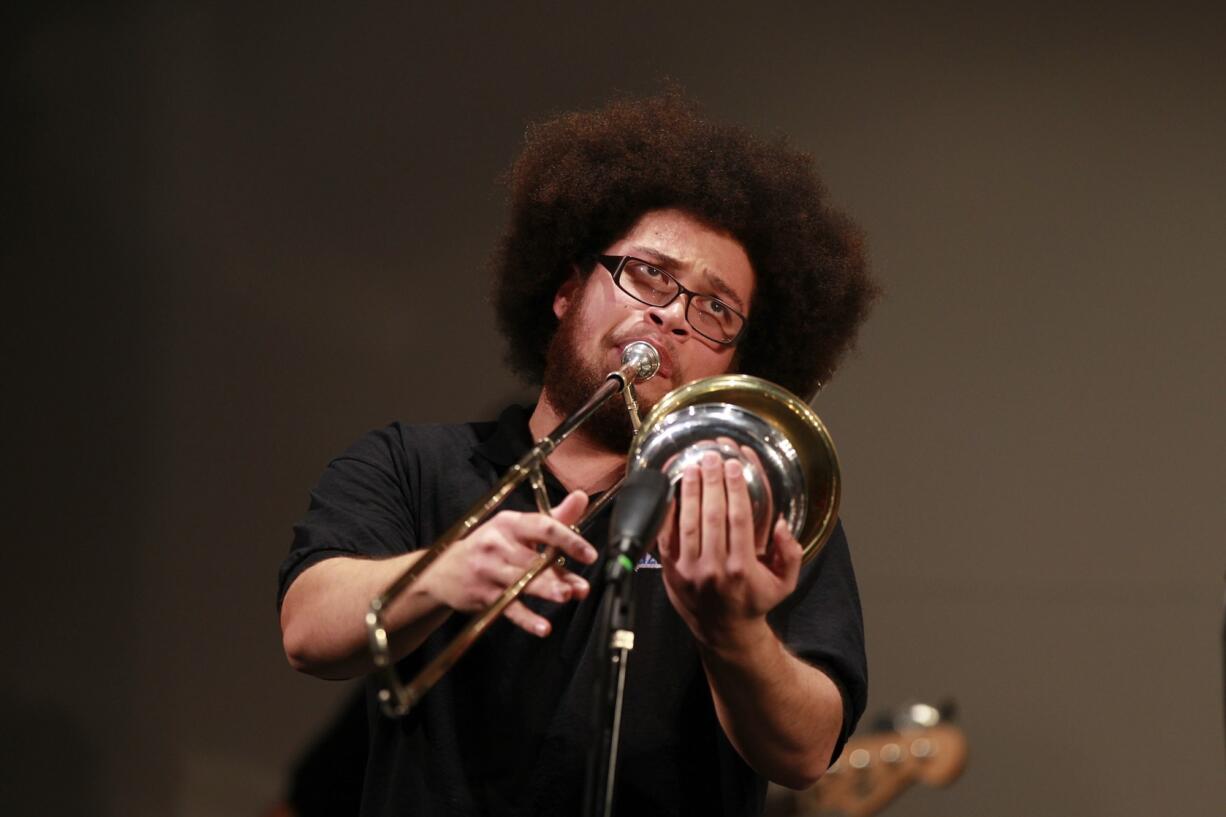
[6,2,1224,815]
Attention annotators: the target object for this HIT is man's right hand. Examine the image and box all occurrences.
[281,490,596,679]
[425,490,597,636]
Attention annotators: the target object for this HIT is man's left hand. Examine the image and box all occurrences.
[657,449,804,650]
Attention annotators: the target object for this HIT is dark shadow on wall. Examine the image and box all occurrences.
[0,696,112,817]
[7,1,166,813]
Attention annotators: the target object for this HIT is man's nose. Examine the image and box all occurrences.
[646,298,690,336]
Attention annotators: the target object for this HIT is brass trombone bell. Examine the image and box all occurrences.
[629,374,841,563]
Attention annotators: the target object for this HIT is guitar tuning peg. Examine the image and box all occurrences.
[880,742,903,764]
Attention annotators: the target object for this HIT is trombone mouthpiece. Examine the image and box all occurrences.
[621,341,661,382]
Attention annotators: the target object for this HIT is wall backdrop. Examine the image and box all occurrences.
[8,2,1225,815]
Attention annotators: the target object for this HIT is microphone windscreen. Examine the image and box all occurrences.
[609,468,672,552]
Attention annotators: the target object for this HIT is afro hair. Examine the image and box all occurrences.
[492,90,879,399]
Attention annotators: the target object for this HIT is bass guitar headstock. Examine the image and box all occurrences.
[795,711,967,817]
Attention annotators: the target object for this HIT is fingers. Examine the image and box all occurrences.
[678,450,759,566]
[442,492,595,637]
[506,556,592,638]
[677,461,702,562]
[555,565,592,600]
[723,458,755,569]
[766,516,803,583]
[699,450,727,560]
[498,493,598,566]
[482,557,587,605]
[737,442,764,474]
[503,600,553,637]
[738,444,771,554]
[493,491,595,606]
[550,489,589,528]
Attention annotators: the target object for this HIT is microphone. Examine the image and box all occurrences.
[606,468,672,580]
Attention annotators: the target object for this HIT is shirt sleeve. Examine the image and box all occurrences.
[277,425,418,609]
[767,520,868,765]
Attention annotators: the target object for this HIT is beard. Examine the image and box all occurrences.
[541,310,648,454]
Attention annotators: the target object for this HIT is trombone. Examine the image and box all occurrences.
[365,341,841,717]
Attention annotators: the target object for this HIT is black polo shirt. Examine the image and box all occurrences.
[279,405,867,817]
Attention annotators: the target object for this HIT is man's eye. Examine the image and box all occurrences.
[708,300,726,315]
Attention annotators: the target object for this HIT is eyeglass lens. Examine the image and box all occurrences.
[619,260,742,343]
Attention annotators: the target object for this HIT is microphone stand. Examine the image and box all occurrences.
[583,552,637,817]
[582,469,671,817]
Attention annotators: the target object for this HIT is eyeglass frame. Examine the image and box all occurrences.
[595,254,749,345]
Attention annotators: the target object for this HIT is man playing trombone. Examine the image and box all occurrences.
[279,91,878,817]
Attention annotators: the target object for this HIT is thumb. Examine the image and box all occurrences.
[550,489,590,526]
[768,517,803,580]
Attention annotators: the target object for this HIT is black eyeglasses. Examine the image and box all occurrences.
[597,255,747,345]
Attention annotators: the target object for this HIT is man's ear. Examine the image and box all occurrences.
[552,266,583,320]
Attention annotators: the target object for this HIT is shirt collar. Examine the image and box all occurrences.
[471,403,616,507]
[472,403,536,469]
